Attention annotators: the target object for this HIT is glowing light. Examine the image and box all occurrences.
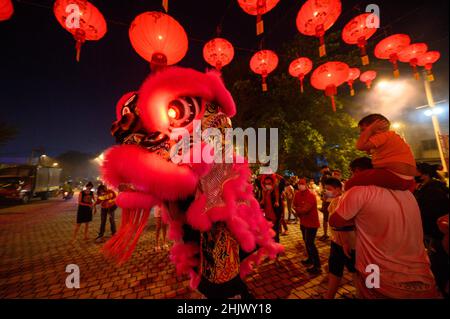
[392,122,402,129]
[376,80,390,90]
[52,162,59,167]
[424,107,444,117]
[168,107,177,119]
[94,152,105,165]
[158,35,163,40]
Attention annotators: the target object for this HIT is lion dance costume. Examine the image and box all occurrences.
[101,67,283,298]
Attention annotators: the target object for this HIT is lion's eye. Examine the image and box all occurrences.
[167,97,200,129]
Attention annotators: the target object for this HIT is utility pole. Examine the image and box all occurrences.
[423,70,448,173]
[29,148,44,165]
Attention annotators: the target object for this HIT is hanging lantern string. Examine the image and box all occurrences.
[17,0,431,48]
[17,0,445,65]
[215,0,233,38]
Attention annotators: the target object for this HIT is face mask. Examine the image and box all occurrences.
[298,185,307,191]
[265,185,273,190]
[326,190,337,198]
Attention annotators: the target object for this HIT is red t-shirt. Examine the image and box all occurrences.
[293,189,320,228]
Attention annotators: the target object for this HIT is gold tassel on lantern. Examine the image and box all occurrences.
[162,0,168,12]
[262,74,268,92]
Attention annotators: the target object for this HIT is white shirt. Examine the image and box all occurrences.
[335,186,434,285]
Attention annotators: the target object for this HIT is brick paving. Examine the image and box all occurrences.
[0,196,355,299]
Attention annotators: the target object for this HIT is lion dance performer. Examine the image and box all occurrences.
[101,67,284,299]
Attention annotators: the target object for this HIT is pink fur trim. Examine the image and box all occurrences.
[169,242,200,276]
[138,67,236,134]
[185,194,212,232]
[227,215,255,252]
[101,145,199,201]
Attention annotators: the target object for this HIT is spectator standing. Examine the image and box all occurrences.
[283,181,297,223]
[260,175,282,243]
[294,178,321,275]
[414,162,449,296]
[324,177,357,299]
[94,184,117,242]
[330,157,441,299]
[71,182,95,243]
[153,204,168,251]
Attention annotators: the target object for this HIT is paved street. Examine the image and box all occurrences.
[0,196,355,299]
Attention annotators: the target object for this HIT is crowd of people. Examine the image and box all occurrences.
[254,113,449,299]
[70,182,168,252]
[69,113,448,299]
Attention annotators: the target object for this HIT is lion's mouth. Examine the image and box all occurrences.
[121,131,173,160]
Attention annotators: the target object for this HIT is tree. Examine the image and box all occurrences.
[223,32,367,177]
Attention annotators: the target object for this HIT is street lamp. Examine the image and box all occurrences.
[422,69,448,173]
[424,107,444,117]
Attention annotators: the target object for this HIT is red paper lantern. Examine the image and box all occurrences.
[54,0,107,62]
[250,50,278,92]
[203,38,235,71]
[129,12,188,69]
[289,57,313,93]
[296,0,342,57]
[310,61,349,112]
[237,0,280,35]
[417,51,440,82]
[360,70,377,89]
[0,0,13,21]
[346,68,360,96]
[398,43,428,80]
[342,13,379,65]
[374,34,410,78]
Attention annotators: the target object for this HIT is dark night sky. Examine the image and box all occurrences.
[0,0,448,158]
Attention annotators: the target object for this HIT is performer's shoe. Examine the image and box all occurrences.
[306,267,322,275]
[301,259,313,266]
[95,236,103,243]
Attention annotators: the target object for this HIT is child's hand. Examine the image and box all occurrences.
[369,119,389,134]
